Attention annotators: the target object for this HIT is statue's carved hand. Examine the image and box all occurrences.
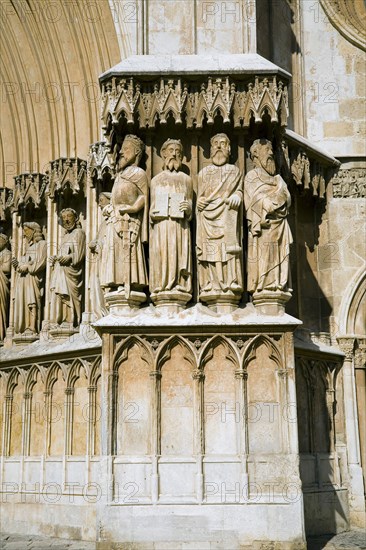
[260,220,271,229]
[119,204,131,214]
[49,255,57,266]
[18,264,28,274]
[150,210,160,221]
[197,198,209,211]
[179,200,191,216]
[227,194,241,210]
[59,255,72,266]
[11,257,19,269]
[89,240,97,252]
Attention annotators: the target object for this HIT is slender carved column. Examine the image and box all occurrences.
[150,369,161,503]
[4,394,13,456]
[355,338,366,493]
[64,387,75,455]
[87,385,97,456]
[43,390,52,455]
[192,369,204,502]
[22,392,32,456]
[337,336,366,524]
[235,369,249,500]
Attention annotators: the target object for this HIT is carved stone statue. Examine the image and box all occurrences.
[89,192,112,319]
[244,139,293,312]
[149,139,193,310]
[196,133,243,311]
[50,209,86,328]
[0,233,11,341]
[12,222,47,336]
[100,135,148,310]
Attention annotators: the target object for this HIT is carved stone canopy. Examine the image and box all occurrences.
[11,173,47,212]
[87,142,115,186]
[99,54,290,135]
[47,157,87,200]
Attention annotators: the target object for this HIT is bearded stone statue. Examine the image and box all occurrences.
[196,133,243,311]
[100,135,148,310]
[244,139,293,311]
[149,139,193,310]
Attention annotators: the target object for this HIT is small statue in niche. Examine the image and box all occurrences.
[50,208,86,327]
[196,133,243,309]
[244,139,293,302]
[89,191,112,318]
[0,233,11,341]
[100,135,148,304]
[149,139,193,308]
[12,222,47,335]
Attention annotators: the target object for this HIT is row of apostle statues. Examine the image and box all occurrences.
[0,134,293,341]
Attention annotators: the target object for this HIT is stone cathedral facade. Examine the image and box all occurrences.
[0,1,365,548]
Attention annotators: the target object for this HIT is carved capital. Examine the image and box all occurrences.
[23,392,31,400]
[65,387,75,396]
[88,385,97,393]
[192,369,204,381]
[235,369,247,380]
[337,337,355,360]
[149,370,162,379]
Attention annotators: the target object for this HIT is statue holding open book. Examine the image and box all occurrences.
[149,139,193,309]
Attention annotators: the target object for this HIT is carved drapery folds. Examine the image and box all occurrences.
[100,75,289,133]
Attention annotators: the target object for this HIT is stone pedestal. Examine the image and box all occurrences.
[199,289,242,313]
[252,290,292,315]
[12,331,39,346]
[92,306,306,549]
[150,290,191,313]
[48,323,79,340]
[104,288,146,314]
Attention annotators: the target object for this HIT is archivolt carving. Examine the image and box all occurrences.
[242,334,282,370]
[320,0,366,51]
[156,335,197,371]
[199,335,240,369]
[101,75,288,133]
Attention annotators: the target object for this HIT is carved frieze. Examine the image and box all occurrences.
[101,75,288,135]
[331,168,366,198]
[47,158,87,200]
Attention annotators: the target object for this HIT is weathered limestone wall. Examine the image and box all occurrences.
[301,1,365,157]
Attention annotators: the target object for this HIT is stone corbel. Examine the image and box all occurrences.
[47,158,87,200]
